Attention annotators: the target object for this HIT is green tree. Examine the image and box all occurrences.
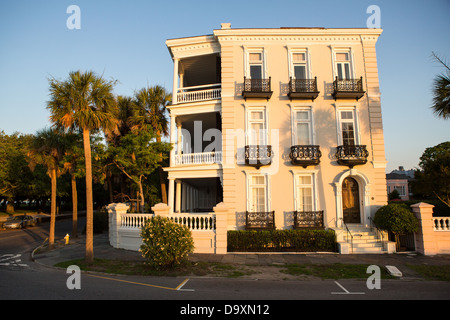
[108,130,170,213]
[131,86,171,204]
[374,203,419,251]
[0,131,34,213]
[47,70,118,263]
[61,132,85,238]
[413,141,450,207]
[27,128,65,249]
[431,52,450,120]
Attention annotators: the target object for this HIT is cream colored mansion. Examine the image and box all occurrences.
[164,24,388,249]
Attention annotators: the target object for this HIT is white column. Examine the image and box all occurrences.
[168,177,175,214]
[175,179,182,213]
[170,114,176,167]
[172,58,179,104]
[177,123,182,159]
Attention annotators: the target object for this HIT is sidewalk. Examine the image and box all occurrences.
[32,233,450,279]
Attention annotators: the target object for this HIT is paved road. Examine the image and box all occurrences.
[0,216,449,309]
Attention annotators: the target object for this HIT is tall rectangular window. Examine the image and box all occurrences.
[248,51,264,79]
[335,51,352,80]
[248,109,267,145]
[340,110,356,146]
[294,110,312,145]
[249,175,268,212]
[292,52,307,80]
[294,173,316,212]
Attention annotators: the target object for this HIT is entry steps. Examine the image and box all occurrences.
[343,225,386,253]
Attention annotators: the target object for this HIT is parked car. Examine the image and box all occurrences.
[3,215,37,229]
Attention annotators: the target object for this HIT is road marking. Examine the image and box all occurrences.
[331,281,365,295]
[176,278,194,291]
[86,274,194,292]
[0,254,29,267]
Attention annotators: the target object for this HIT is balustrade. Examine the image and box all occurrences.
[433,218,450,231]
[176,83,221,104]
[174,151,222,165]
[119,213,215,231]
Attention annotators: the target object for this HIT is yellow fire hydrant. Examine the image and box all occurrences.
[64,233,70,245]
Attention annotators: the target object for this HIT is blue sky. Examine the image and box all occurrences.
[0,0,449,173]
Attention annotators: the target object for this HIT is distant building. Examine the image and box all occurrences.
[386,166,414,200]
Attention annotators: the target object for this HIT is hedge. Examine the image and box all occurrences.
[227,229,337,252]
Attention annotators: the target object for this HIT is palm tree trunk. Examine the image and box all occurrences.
[71,173,78,238]
[83,128,94,263]
[156,131,168,204]
[49,168,57,249]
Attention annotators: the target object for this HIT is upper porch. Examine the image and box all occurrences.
[166,35,222,105]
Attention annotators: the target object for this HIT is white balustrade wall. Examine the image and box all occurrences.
[174,151,222,166]
[176,84,221,104]
[107,202,225,253]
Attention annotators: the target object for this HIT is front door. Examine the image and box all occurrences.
[342,177,360,224]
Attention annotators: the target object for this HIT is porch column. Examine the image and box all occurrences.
[168,177,175,214]
[172,58,179,104]
[170,114,176,167]
[177,123,182,159]
[175,179,182,213]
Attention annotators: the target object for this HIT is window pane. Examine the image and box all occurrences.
[337,64,343,80]
[294,65,306,79]
[252,176,265,185]
[344,64,351,79]
[298,175,312,185]
[251,111,264,120]
[249,53,262,61]
[250,65,262,79]
[296,111,309,121]
[342,123,355,146]
[298,187,313,211]
[293,53,306,61]
[336,52,349,61]
[296,123,310,145]
[341,111,353,120]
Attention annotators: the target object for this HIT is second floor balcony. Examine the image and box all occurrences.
[335,145,369,167]
[289,145,322,167]
[244,145,273,169]
[332,76,365,101]
[288,77,320,101]
[242,77,273,100]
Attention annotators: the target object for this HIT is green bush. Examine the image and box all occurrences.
[140,216,194,270]
[227,229,336,252]
[373,203,419,235]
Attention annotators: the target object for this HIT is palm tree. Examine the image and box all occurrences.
[131,86,171,203]
[61,132,84,238]
[431,52,450,120]
[27,128,64,249]
[47,70,118,263]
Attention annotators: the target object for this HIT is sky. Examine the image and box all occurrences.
[0,0,449,173]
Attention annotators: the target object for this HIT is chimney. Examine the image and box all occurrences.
[221,23,231,29]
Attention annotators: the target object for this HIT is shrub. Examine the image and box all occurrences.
[227,229,336,252]
[374,203,419,235]
[140,216,194,270]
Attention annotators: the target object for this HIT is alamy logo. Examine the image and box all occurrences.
[66,265,81,290]
[366,5,381,28]
[66,5,81,30]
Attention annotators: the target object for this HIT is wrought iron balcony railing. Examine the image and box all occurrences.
[335,145,369,167]
[242,77,273,100]
[246,211,275,230]
[289,145,321,167]
[294,210,324,229]
[245,145,273,168]
[332,76,365,101]
[288,77,320,101]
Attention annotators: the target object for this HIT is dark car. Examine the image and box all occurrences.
[3,215,37,229]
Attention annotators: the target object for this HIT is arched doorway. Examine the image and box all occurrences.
[342,177,360,224]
